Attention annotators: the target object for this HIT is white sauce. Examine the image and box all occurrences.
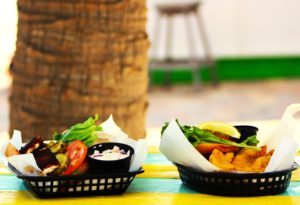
[90,146,130,161]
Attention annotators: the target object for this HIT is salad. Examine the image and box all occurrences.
[4,115,103,176]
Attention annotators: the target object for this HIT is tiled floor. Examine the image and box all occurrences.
[1,78,300,134]
[147,79,300,127]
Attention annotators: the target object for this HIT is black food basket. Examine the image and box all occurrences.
[8,163,143,198]
[175,163,298,196]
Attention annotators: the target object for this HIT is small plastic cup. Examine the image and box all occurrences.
[234,125,259,143]
[87,142,134,174]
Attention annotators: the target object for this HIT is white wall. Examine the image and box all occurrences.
[147,0,300,59]
[0,0,16,88]
[1,0,300,72]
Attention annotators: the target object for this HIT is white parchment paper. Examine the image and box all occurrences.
[100,115,147,172]
[0,130,42,175]
[0,115,147,176]
[160,104,300,172]
[160,119,219,172]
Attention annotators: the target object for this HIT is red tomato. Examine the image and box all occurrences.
[195,143,239,156]
[73,160,89,175]
[62,140,87,175]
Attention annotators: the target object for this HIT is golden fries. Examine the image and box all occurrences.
[209,146,274,172]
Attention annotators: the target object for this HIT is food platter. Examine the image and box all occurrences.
[7,162,144,198]
[160,105,300,196]
[1,115,147,198]
[175,162,298,196]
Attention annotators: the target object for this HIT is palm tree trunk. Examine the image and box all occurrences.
[10,0,149,140]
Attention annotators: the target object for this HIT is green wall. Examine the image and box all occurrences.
[150,56,300,85]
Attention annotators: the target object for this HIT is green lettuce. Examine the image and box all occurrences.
[53,114,102,146]
[161,120,259,149]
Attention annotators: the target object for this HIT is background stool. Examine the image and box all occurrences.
[149,1,219,90]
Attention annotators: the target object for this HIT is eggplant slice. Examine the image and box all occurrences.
[19,137,43,154]
[33,148,60,175]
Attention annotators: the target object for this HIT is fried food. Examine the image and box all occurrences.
[250,155,272,172]
[232,145,273,172]
[209,149,235,171]
[209,146,274,172]
[5,143,20,157]
[232,148,261,168]
[23,165,44,176]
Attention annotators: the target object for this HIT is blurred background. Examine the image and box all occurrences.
[1,0,300,138]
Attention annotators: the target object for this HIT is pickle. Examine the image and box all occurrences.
[48,141,67,154]
[52,153,69,175]
[46,141,56,148]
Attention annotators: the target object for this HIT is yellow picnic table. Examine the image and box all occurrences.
[1,120,300,205]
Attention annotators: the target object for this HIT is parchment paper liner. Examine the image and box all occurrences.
[160,104,300,172]
[0,115,147,175]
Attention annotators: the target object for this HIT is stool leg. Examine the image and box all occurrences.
[195,8,219,86]
[150,12,162,59]
[185,13,201,91]
[164,14,173,86]
[149,12,162,90]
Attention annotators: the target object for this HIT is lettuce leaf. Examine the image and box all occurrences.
[53,114,102,146]
[161,120,259,149]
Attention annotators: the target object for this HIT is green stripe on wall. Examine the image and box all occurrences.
[150,56,300,85]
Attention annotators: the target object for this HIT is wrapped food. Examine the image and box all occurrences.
[160,104,300,173]
[161,120,273,172]
[1,115,147,176]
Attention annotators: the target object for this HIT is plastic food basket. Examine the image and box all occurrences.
[8,163,143,198]
[175,163,298,196]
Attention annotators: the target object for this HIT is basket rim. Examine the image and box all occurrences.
[7,162,144,180]
[174,162,299,176]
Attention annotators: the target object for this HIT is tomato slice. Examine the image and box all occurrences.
[195,143,240,156]
[62,140,87,175]
[73,160,89,175]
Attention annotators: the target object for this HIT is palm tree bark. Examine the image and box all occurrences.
[10,0,149,140]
